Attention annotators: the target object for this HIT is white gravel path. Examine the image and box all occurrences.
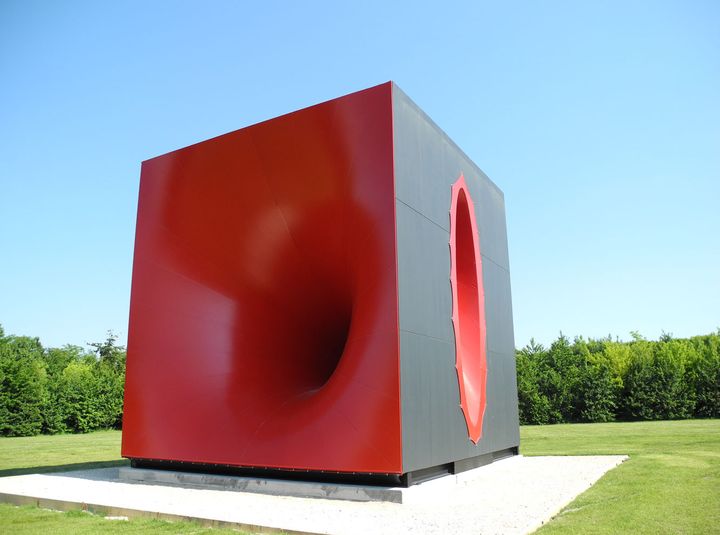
[0,455,627,534]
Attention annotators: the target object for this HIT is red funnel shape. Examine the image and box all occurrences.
[450,174,488,444]
[122,83,402,474]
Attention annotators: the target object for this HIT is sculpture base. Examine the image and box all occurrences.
[128,446,518,488]
[0,455,628,532]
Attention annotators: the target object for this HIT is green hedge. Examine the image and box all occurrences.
[0,326,125,436]
[2,323,718,435]
[516,331,720,424]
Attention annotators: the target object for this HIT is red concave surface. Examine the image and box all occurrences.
[121,83,402,474]
[450,174,488,444]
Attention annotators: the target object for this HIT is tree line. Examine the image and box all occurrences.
[0,325,125,436]
[1,323,718,436]
[516,331,720,424]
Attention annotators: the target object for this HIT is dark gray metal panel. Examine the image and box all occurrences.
[392,83,519,474]
[399,330,467,471]
[395,200,454,343]
[398,330,433,471]
[469,177,511,272]
[392,85,510,270]
[399,330,521,473]
[392,113,454,231]
[486,349,521,452]
[482,259,516,356]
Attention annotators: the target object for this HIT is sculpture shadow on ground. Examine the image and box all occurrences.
[0,459,129,478]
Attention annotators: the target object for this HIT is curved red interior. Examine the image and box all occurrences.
[450,174,487,444]
[122,83,402,473]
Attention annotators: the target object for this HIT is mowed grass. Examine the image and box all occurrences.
[0,431,246,534]
[521,419,720,534]
[0,421,718,533]
[0,506,248,534]
[0,429,126,477]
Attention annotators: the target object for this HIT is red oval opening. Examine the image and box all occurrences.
[450,174,487,444]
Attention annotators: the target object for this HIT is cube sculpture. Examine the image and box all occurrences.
[122,82,519,484]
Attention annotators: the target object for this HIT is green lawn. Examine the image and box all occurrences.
[0,431,245,534]
[0,430,126,477]
[521,419,720,534]
[0,506,248,534]
[0,420,718,533]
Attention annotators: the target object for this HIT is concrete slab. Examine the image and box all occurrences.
[0,455,627,534]
[118,466,407,503]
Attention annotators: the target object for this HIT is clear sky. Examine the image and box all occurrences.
[1,1,718,350]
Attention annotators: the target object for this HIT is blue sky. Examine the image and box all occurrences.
[1,1,718,349]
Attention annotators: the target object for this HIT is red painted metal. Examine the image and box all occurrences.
[122,82,402,473]
[450,174,488,444]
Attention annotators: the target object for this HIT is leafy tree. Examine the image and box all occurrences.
[622,340,694,420]
[515,331,720,425]
[535,334,584,422]
[572,338,619,422]
[577,360,617,422]
[41,345,88,434]
[88,332,126,429]
[516,340,552,424]
[0,325,127,436]
[0,333,47,436]
[57,361,103,433]
[686,334,720,417]
[89,332,125,371]
[44,345,86,377]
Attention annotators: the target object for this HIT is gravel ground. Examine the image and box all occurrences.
[0,454,627,534]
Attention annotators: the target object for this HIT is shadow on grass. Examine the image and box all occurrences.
[0,459,130,478]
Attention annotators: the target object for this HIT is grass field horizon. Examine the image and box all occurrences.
[1,419,718,533]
